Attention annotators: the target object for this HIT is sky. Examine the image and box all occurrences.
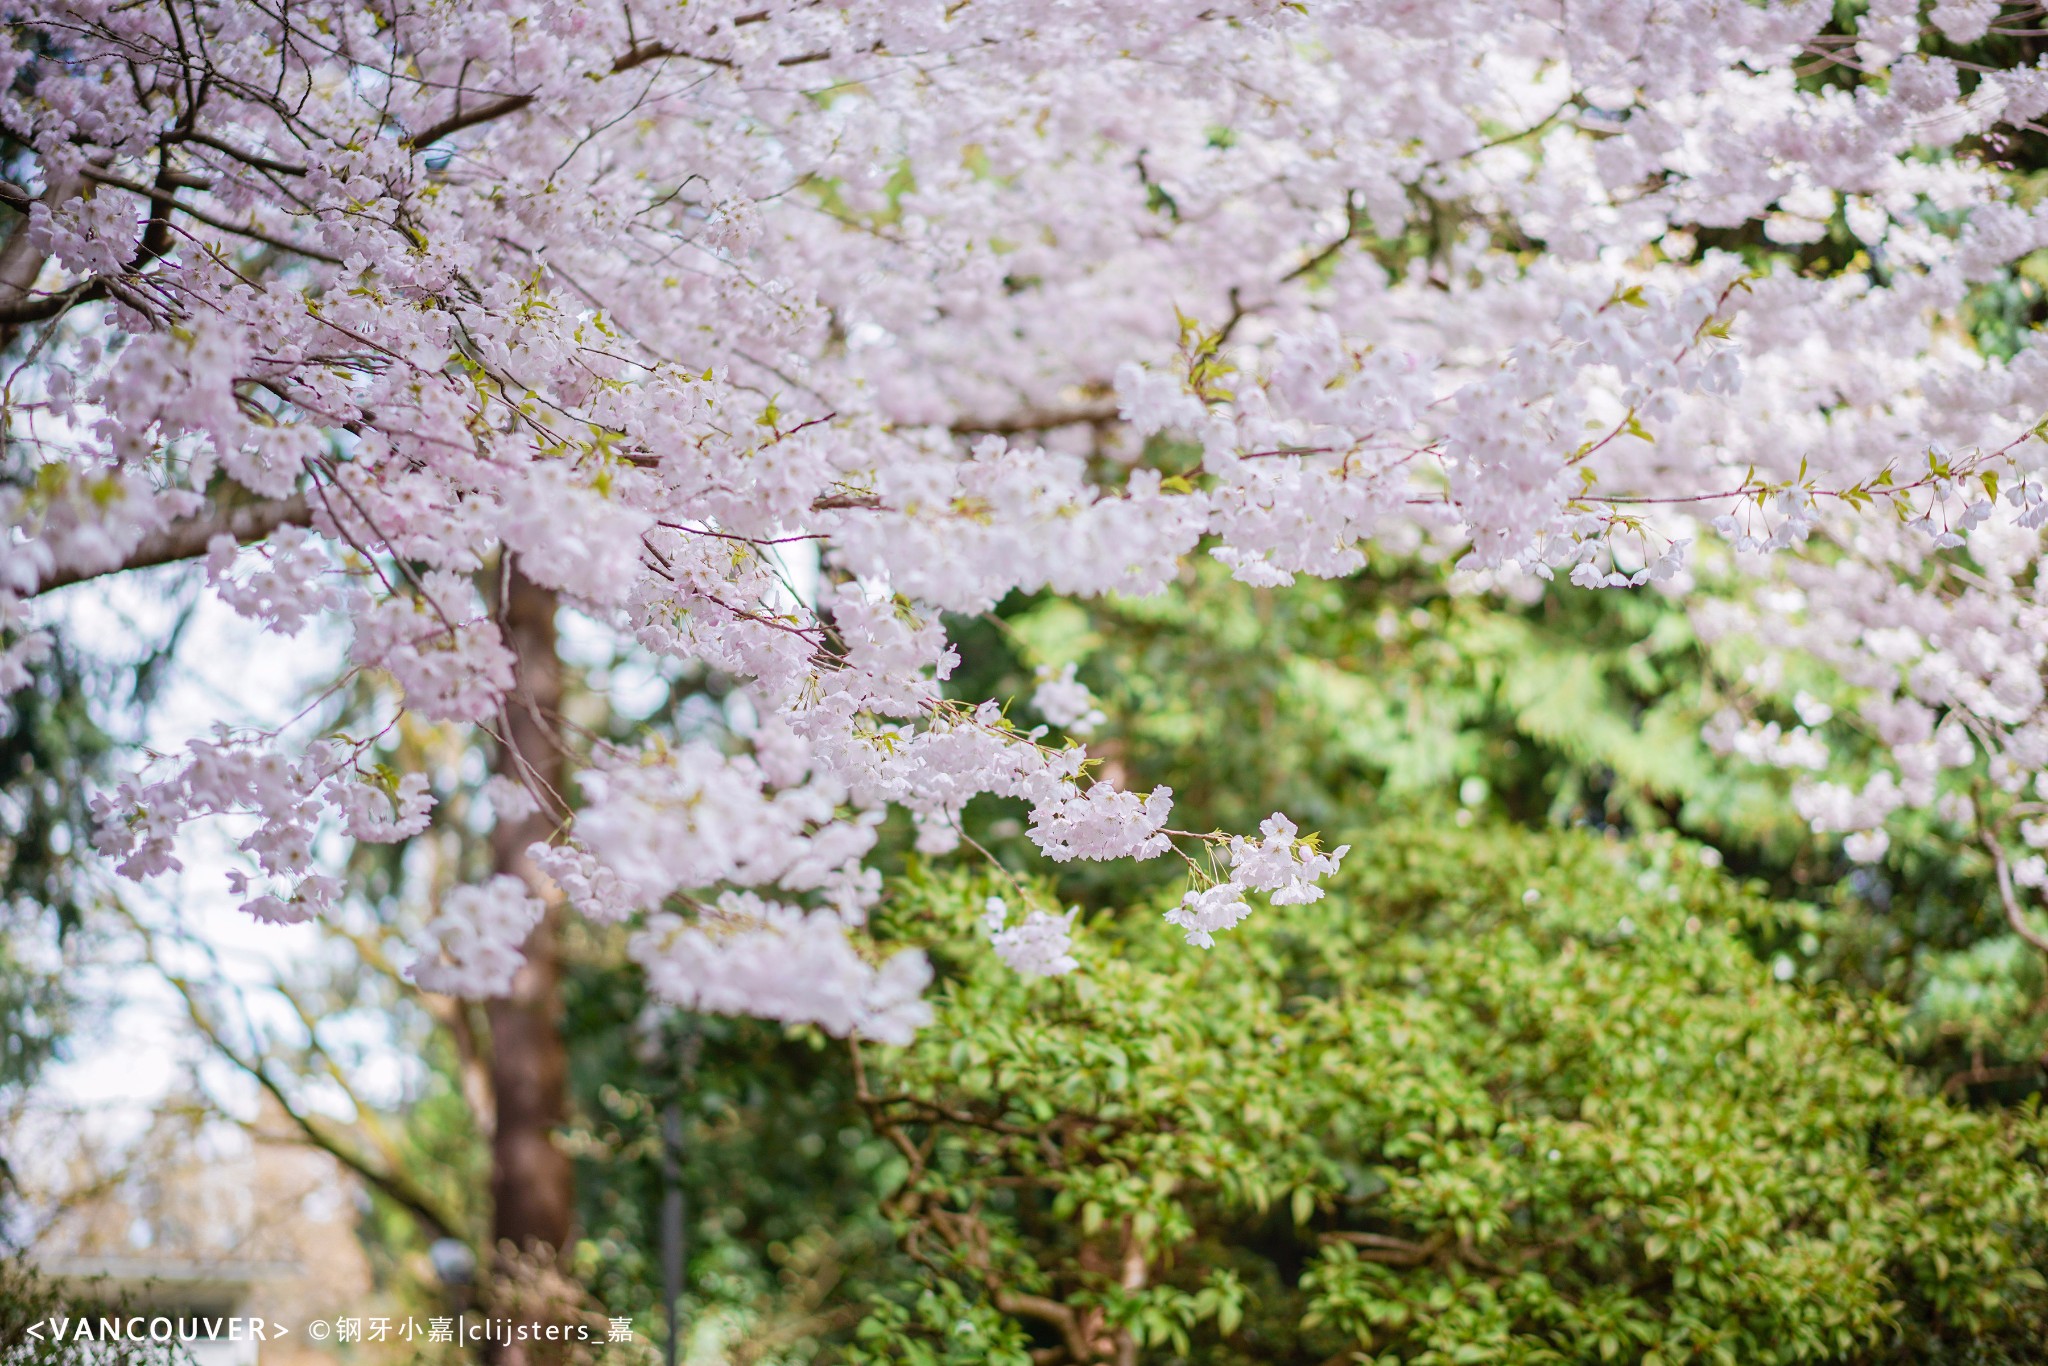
[25,563,352,1157]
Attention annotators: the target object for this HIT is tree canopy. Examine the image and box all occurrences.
[6,2,2048,1359]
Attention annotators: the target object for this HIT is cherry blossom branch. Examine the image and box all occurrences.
[31,493,313,595]
[78,166,345,265]
[402,40,686,149]
[163,127,311,177]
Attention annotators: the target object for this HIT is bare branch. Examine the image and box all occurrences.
[126,909,464,1245]
[993,1289,1092,1363]
[1984,831,2048,957]
[165,128,310,177]
[406,94,537,150]
[950,404,1119,438]
[1318,1228,1452,1266]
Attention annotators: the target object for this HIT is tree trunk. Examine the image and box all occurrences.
[0,163,83,349]
[487,567,576,1259]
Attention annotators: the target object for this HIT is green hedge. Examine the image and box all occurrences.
[853,825,2048,1365]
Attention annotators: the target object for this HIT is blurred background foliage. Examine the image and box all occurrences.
[504,549,2048,1362]
[0,605,189,1205]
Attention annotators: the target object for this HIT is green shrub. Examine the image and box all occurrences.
[854,825,2048,1365]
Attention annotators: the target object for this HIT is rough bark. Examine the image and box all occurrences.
[486,567,576,1260]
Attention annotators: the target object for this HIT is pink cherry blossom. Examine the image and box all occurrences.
[4,0,2044,1031]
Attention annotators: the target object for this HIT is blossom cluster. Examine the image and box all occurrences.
[8,0,2048,1030]
[628,893,933,1045]
[1166,815,1351,948]
[405,876,545,998]
[88,733,433,923]
[982,896,1081,979]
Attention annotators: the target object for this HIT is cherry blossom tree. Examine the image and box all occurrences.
[7,0,2048,1268]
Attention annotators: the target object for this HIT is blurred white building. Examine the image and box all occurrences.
[22,1095,376,1366]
